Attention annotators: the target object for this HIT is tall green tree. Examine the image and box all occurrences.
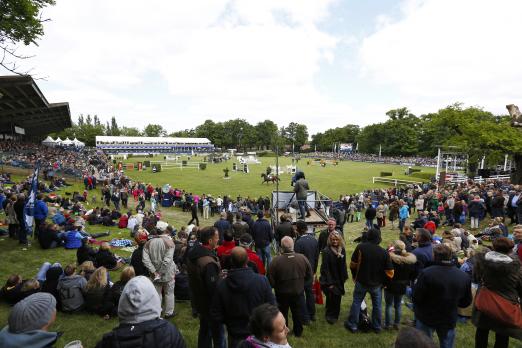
[110,116,120,136]
[0,0,55,74]
[143,124,167,137]
[254,120,279,150]
[119,126,141,136]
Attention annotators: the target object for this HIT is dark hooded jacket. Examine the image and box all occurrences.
[186,244,221,317]
[210,267,275,339]
[472,251,522,339]
[350,229,394,287]
[387,251,417,295]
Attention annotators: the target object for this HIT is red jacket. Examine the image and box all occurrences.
[424,221,436,235]
[118,215,128,229]
[217,241,236,259]
[222,247,266,275]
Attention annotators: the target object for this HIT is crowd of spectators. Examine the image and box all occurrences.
[302,151,438,166]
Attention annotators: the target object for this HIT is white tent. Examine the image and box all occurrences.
[55,137,63,145]
[62,137,73,146]
[41,136,55,147]
[73,138,85,148]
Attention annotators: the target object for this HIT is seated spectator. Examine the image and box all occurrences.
[394,327,436,348]
[38,223,64,249]
[0,275,24,305]
[237,304,291,348]
[102,266,136,319]
[424,220,436,235]
[57,264,87,313]
[78,261,96,281]
[0,293,60,348]
[84,267,111,316]
[95,242,119,270]
[51,208,66,226]
[39,263,63,305]
[77,238,97,265]
[130,229,150,277]
[64,222,86,249]
[118,214,128,229]
[95,276,186,347]
[19,279,41,301]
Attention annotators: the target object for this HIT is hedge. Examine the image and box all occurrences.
[199,163,207,170]
[411,172,433,180]
[380,172,393,177]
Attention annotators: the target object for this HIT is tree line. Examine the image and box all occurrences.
[52,103,522,173]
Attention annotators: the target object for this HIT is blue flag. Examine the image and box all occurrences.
[24,162,40,235]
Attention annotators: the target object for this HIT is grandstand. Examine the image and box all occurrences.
[95,136,214,155]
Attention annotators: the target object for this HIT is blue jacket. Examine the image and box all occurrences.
[0,327,58,348]
[34,200,48,220]
[52,212,66,226]
[412,243,433,271]
[399,205,409,219]
[0,194,5,212]
[64,230,84,249]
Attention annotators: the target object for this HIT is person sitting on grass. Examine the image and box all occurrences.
[37,223,65,249]
[95,242,120,270]
[102,266,136,320]
[0,293,61,348]
[95,276,186,348]
[1,275,24,305]
[78,260,96,281]
[84,267,111,316]
[57,264,87,313]
[77,238,97,265]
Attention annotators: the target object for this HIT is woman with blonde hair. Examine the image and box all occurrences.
[319,231,348,324]
[84,267,111,315]
[78,261,96,281]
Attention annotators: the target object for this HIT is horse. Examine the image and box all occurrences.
[261,173,280,184]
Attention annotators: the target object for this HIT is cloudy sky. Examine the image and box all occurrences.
[5,0,521,135]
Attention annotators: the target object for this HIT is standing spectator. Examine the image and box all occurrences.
[57,264,87,313]
[216,230,236,260]
[214,212,231,243]
[384,240,417,330]
[130,229,150,276]
[320,231,348,324]
[211,247,275,347]
[413,244,472,348]
[33,193,48,239]
[186,226,224,348]
[0,293,60,348]
[293,171,309,220]
[203,196,210,220]
[188,202,200,226]
[268,236,313,338]
[232,213,249,243]
[317,218,339,254]
[237,233,266,275]
[345,228,394,333]
[399,200,410,233]
[376,203,386,228]
[412,229,434,272]
[96,276,186,348]
[14,194,27,246]
[491,191,505,219]
[472,237,522,347]
[251,211,273,270]
[294,220,319,323]
[513,224,522,263]
[365,204,377,229]
[142,228,177,318]
[5,195,19,239]
[275,213,294,248]
[389,201,399,230]
[468,195,486,230]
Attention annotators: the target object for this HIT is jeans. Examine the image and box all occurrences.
[36,262,63,282]
[384,290,402,327]
[399,218,407,233]
[324,288,342,321]
[346,282,382,331]
[298,200,307,219]
[18,222,28,245]
[301,281,315,321]
[198,315,226,348]
[256,245,272,269]
[475,327,509,348]
[416,319,455,348]
[276,292,303,337]
[365,219,374,229]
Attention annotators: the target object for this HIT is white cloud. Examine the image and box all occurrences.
[7,0,354,134]
[359,0,522,116]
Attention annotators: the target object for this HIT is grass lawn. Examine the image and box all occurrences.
[0,161,515,347]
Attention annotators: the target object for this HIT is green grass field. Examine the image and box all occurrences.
[0,161,516,347]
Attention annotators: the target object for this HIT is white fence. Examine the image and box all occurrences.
[372,177,422,186]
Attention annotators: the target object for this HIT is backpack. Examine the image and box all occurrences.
[99,320,167,348]
[357,300,372,332]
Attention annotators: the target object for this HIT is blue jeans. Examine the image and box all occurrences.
[256,245,272,269]
[346,282,382,331]
[384,290,402,327]
[399,218,407,233]
[36,262,63,282]
[365,219,374,229]
[298,200,307,219]
[416,319,455,348]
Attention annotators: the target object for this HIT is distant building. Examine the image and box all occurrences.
[95,136,214,155]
